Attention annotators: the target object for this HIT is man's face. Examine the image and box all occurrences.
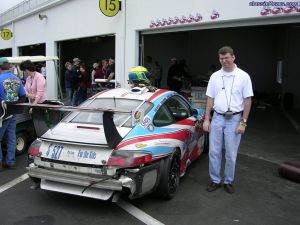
[219,53,235,70]
[109,59,114,66]
[102,61,108,68]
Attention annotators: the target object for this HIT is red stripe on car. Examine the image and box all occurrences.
[115,130,190,149]
[147,89,169,102]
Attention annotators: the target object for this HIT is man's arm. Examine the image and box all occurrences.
[242,97,252,121]
[203,97,214,132]
[236,97,252,134]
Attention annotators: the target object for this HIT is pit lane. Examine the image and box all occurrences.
[0,151,299,225]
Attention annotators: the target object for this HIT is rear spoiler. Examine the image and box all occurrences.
[3,101,142,149]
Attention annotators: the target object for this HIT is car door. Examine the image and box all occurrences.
[153,96,197,167]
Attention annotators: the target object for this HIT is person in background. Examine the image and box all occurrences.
[203,46,253,194]
[71,58,81,106]
[106,58,115,82]
[145,56,155,84]
[91,62,99,86]
[94,59,108,88]
[0,57,26,170]
[106,58,115,88]
[41,62,46,79]
[77,63,90,104]
[167,57,181,92]
[64,62,73,105]
[153,61,162,88]
[20,60,47,105]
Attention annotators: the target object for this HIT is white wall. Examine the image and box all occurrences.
[0,0,299,99]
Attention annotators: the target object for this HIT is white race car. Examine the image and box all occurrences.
[12,84,207,201]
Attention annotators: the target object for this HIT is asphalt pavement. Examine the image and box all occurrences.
[0,150,299,225]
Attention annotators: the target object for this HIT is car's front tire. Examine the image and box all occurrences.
[155,150,180,200]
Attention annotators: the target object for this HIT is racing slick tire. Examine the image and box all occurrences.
[16,132,28,155]
[155,150,180,200]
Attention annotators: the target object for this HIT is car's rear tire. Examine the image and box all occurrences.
[16,132,28,155]
[155,150,180,200]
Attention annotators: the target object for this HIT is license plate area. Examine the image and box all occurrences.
[40,142,112,165]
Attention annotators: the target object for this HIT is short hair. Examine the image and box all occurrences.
[20,60,36,72]
[218,46,234,56]
[65,62,72,68]
[0,62,10,70]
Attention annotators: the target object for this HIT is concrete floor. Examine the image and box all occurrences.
[1,107,299,225]
[239,107,300,164]
[127,108,300,225]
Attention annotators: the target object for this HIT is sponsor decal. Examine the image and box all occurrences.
[248,1,300,16]
[135,143,148,148]
[149,13,203,29]
[210,10,220,20]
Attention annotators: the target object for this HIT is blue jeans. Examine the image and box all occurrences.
[209,113,241,184]
[65,87,73,106]
[0,116,17,165]
[72,90,79,106]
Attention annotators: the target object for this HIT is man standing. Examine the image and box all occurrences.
[167,57,181,93]
[203,46,253,194]
[0,57,26,170]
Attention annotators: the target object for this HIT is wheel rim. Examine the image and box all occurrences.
[16,137,25,152]
[168,157,180,193]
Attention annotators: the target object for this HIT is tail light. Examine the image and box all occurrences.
[107,150,152,167]
[28,139,42,157]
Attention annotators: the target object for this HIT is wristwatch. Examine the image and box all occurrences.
[241,118,247,124]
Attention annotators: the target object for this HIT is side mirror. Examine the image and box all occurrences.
[192,108,198,116]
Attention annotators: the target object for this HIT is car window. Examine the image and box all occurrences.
[153,105,174,127]
[165,96,191,122]
[64,98,153,127]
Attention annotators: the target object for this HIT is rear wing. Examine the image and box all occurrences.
[3,101,143,149]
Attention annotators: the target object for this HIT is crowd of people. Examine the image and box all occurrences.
[64,57,115,106]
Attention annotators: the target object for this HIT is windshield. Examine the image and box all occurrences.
[63,98,153,127]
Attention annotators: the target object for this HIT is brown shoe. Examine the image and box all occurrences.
[206,182,221,192]
[3,163,16,170]
[224,183,235,194]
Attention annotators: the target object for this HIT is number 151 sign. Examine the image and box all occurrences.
[99,0,121,17]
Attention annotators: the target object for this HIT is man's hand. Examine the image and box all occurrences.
[236,123,246,134]
[203,120,211,132]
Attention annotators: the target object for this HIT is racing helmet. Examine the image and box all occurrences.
[128,66,151,85]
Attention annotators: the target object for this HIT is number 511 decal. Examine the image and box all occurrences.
[99,0,121,17]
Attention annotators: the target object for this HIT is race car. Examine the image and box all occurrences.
[13,67,207,201]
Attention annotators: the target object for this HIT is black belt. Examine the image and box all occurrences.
[215,111,243,116]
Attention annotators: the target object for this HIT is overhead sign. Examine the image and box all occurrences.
[1,29,13,40]
[99,0,121,17]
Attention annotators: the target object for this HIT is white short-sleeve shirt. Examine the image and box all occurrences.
[206,65,253,113]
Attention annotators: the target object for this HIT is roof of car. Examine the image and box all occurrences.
[93,87,173,102]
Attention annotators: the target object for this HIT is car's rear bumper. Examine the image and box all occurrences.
[27,159,163,200]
